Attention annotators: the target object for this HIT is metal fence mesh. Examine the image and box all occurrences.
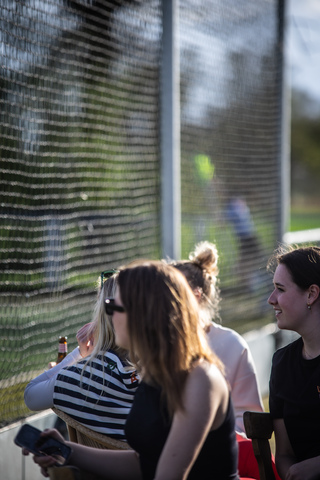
[179,0,281,324]
[0,0,162,425]
[1,0,281,426]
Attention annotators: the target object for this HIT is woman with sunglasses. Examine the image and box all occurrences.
[23,260,240,479]
[24,271,139,440]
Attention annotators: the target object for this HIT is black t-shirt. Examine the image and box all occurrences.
[125,381,239,480]
[269,337,320,461]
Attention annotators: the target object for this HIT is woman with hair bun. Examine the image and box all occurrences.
[172,241,264,435]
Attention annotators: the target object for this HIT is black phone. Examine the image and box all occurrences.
[14,424,72,465]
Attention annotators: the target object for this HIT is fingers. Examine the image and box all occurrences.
[40,428,65,443]
[33,452,56,477]
[76,322,96,357]
[76,323,95,343]
[33,454,56,468]
[41,466,49,478]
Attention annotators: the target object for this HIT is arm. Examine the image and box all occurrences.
[24,323,95,411]
[24,347,82,411]
[154,363,228,480]
[66,443,141,480]
[231,346,264,434]
[23,428,142,480]
[273,418,296,478]
[207,326,264,435]
[274,419,320,480]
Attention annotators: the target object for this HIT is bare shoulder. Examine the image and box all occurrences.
[187,360,227,396]
[182,361,229,430]
[193,359,225,378]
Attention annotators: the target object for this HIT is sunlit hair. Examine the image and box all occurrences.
[171,241,221,328]
[117,260,223,417]
[91,272,127,359]
[267,244,320,291]
[81,272,128,377]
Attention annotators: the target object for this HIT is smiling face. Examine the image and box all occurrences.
[268,263,309,333]
[112,287,130,350]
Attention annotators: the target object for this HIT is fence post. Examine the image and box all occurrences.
[277,0,291,242]
[160,0,181,260]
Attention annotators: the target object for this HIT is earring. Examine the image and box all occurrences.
[307,303,311,311]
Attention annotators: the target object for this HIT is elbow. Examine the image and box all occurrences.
[24,388,36,411]
[24,385,41,411]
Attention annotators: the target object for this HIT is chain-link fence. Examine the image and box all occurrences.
[0,0,284,426]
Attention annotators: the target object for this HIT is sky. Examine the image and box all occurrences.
[287,0,320,102]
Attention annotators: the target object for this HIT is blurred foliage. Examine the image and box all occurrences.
[291,89,320,199]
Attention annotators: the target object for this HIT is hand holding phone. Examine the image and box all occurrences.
[14,424,72,465]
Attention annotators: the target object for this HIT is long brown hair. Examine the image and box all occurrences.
[118,260,223,416]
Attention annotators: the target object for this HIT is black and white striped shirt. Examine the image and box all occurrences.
[53,350,139,439]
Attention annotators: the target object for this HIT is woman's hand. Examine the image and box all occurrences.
[76,322,95,357]
[285,456,320,480]
[22,429,67,478]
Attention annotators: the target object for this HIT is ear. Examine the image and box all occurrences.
[308,284,320,305]
[193,287,202,302]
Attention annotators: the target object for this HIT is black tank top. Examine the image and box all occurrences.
[125,381,239,480]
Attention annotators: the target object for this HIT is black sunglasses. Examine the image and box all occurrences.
[100,269,119,290]
[104,298,125,316]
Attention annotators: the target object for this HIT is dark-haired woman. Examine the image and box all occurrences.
[268,245,320,480]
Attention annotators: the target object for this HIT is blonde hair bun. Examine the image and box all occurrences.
[190,241,219,278]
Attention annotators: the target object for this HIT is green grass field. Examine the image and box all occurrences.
[290,206,320,232]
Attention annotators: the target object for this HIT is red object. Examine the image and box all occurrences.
[237,433,282,480]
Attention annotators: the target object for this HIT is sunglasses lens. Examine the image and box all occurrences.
[105,298,124,316]
[105,299,113,316]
